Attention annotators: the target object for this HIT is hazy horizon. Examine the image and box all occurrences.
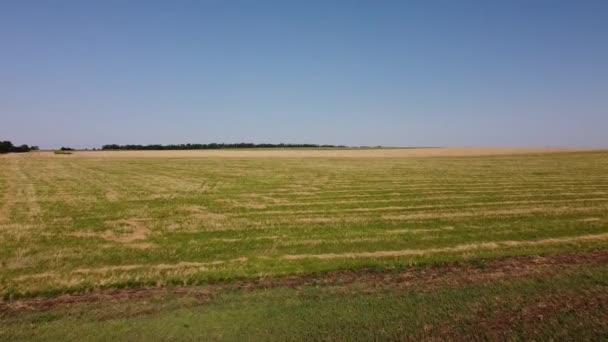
[2,1,607,149]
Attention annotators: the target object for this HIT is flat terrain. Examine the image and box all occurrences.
[1,148,607,340]
[9,146,587,158]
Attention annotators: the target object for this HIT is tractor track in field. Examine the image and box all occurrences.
[1,249,607,314]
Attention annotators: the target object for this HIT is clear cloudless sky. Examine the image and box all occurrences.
[1,0,607,149]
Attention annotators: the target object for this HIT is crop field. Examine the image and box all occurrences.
[1,148,608,340]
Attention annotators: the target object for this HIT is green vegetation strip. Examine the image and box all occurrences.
[1,251,607,341]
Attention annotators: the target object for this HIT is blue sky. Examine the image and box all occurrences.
[1,0,607,149]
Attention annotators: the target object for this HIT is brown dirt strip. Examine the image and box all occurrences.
[1,249,607,314]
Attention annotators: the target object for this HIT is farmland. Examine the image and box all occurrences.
[1,148,608,340]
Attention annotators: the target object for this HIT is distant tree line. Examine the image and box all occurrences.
[101,143,346,150]
[0,141,39,154]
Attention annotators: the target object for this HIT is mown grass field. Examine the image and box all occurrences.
[1,148,607,340]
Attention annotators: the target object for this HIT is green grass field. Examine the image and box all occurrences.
[1,149,607,340]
